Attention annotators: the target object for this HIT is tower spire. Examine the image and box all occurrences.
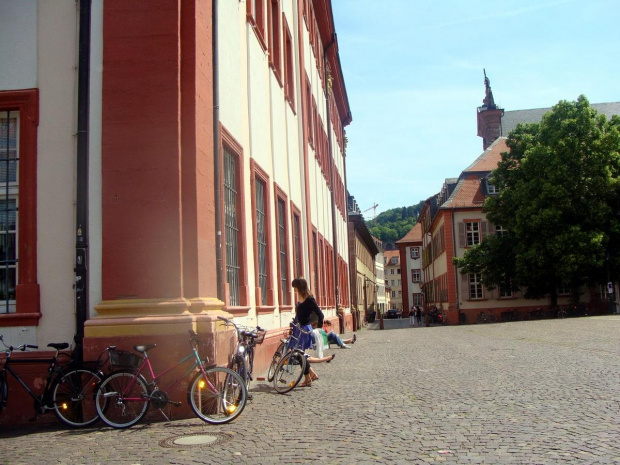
[477,69,503,150]
[482,68,497,110]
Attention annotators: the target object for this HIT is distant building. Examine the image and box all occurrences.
[383,249,402,311]
[347,195,379,328]
[372,235,387,315]
[418,75,620,324]
[477,72,620,150]
[396,223,423,315]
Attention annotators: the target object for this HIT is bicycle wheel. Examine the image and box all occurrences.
[489,314,497,323]
[476,313,485,324]
[188,366,247,424]
[266,340,286,382]
[273,350,305,394]
[230,355,250,391]
[95,370,149,429]
[52,367,102,427]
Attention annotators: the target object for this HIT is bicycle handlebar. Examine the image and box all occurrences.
[0,335,40,353]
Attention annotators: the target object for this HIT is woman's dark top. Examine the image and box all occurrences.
[296,296,324,327]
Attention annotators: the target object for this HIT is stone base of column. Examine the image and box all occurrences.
[84,297,236,422]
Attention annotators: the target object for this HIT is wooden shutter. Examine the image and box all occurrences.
[460,272,469,299]
[458,222,466,248]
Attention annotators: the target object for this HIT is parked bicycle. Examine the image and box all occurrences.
[476,311,497,324]
[217,316,265,399]
[557,303,588,319]
[266,326,291,384]
[271,321,312,394]
[95,329,247,429]
[0,334,103,428]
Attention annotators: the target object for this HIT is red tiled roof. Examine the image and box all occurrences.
[396,223,422,244]
[441,137,509,209]
[441,175,486,208]
[463,137,508,172]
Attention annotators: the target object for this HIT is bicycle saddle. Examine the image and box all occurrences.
[47,342,70,351]
[134,344,157,353]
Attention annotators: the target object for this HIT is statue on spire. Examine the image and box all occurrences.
[482,69,497,110]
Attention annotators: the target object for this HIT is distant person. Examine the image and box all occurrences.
[415,306,422,326]
[409,307,416,327]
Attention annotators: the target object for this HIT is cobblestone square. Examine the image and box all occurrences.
[2,316,620,464]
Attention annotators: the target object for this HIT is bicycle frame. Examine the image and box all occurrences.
[108,344,219,401]
[1,353,64,414]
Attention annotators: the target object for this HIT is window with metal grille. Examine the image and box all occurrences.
[255,178,268,305]
[223,145,240,306]
[277,198,288,305]
[0,112,18,314]
[312,231,319,302]
[292,212,301,278]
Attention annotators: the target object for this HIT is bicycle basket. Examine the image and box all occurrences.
[108,349,142,370]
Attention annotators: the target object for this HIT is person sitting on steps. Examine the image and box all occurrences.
[323,320,356,349]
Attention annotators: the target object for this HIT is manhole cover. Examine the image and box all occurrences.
[159,432,232,449]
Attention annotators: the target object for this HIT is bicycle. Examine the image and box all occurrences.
[272,321,312,394]
[95,329,247,429]
[266,328,291,383]
[217,316,266,399]
[0,334,103,428]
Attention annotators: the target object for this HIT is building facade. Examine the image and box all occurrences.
[396,223,423,315]
[383,249,402,311]
[347,195,379,328]
[0,0,352,424]
[372,235,387,315]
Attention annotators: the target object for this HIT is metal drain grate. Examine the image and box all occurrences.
[159,432,233,449]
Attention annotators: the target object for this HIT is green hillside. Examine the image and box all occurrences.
[365,201,424,243]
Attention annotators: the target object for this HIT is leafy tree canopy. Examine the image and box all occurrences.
[366,202,424,243]
[454,96,620,305]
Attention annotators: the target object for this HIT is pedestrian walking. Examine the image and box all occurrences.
[415,306,422,326]
[409,307,416,326]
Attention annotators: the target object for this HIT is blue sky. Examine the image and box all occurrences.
[332,0,620,218]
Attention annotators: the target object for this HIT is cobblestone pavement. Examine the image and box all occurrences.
[2,316,620,464]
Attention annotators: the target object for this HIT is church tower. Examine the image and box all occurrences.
[476,70,504,150]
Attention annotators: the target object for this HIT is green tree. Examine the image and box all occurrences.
[455,96,620,306]
[366,202,424,243]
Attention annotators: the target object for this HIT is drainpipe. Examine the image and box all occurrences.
[213,0,223,301]
[452,210,461,324]
[324,34,341,332]
[75,0,92,362]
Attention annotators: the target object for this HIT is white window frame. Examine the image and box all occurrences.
[466,221,480,246]
[469,273,483,300]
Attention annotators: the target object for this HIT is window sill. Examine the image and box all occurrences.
[224,306,251,317]
[256,306,276,315]
[0,312,42,326]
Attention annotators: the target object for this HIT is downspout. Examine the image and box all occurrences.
[452,210,461,323]
[75,0,92,361]
[213,0,223,301]
[324,34,341,332]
